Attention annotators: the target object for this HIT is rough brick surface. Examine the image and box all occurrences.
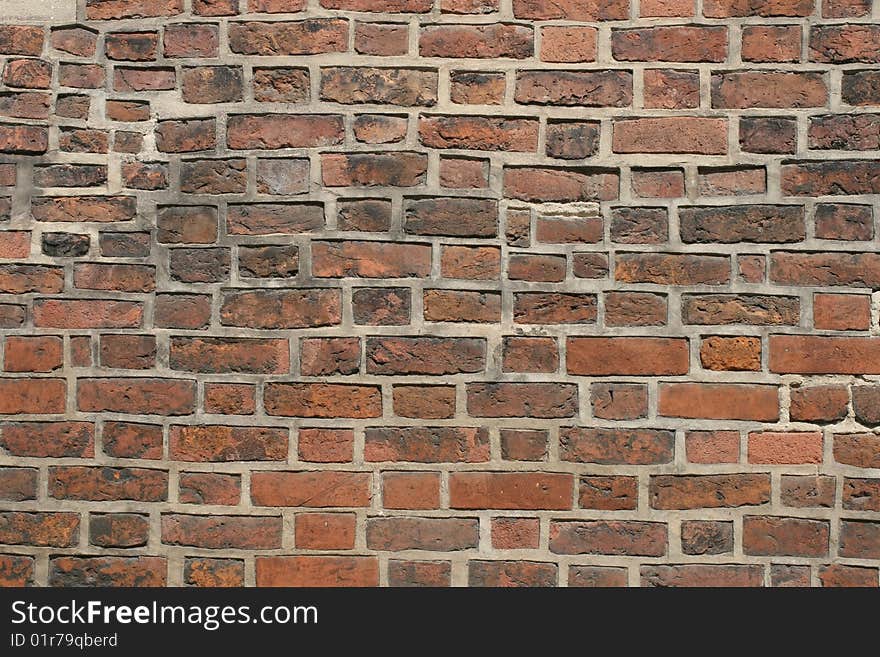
[0,2,877,589]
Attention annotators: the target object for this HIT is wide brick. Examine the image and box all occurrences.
[264,383,381,418]
[615,253,730,285]
[514,293,597,324]
[748,431,824,465]
[162,514,281,549]
[515,70,632,107]
[420,24,533,59]
[513,0,629,20]
[313,241,431,278]
[469,561,558,587]
[365,427,489,462]
[567,337,687,375]
[419,115,537,152]
[404,197,497,236]
[613,117,728,154]
[642,565,763,587]
[256,556,378,587]
[811,25,880,63]
[228,20,348,55]
[366,517,479,550]
[679,205,805,243]
[550,520,667,556]
[50,466,167,501]
[251,471,371,507]
[466,382,578,418]
[170,337,289,374]
[50,556,166,587]
[449,472,573,510]
[169,425,287,462]
[0,421,94,457]
[503,166,619,202]
[659,383,779,420]
[366,337,485,375]
[612,26,727,62]
[682,294,799,325]
[781,160,880,195]
[650,474,771,509]
[743,516,829,557]
[0,512,79,547]
[322,152,428,187]
[227,114,344,150]
[704,0,813,16]
[0,378,66,415]
[320,67,437,106]
[770,336,880,374]
[78,378,195,415]
[712,71,827,108]
[560,428,674,464]
[220,289,340,329]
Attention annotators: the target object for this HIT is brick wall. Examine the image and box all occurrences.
[0,0,879,587]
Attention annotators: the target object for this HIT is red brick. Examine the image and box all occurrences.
[712,71,827,108]
[296,513,356,550]
[299,428,354,463]
[4,335,62,372]
[513,0,629,20]
[642,565,762,587]
[388,560,451,587]
[466,383,578,418]
[491,518,540,549]
[612,26,728,62]
[449,472,573,510]
[469,561,558,587]
[744,516,829,557]
[382,472,441,509]
[550,520,667,556]
[78,378,195,415]
[561,428,674,465]
[50,466,167,501]
[251,471,371,507]
[228,20,347,55]
[813,294,871,330]
[540,27,597,63]
[365,427,489,463]
[660,383,779,421]
[162,514,280,549]
[569,566,628,587]
[0,378,66,415]
[179,473,241,505]
[567,337,688,375]
[771,336,880,374]
[185,558,244,587]
[420,24,533,59]
[170,425,287,462]
[613,117,728,154]
[0,422,93,457]
[256,556,378,587]
[367,517,478,550]
[650,474,771,509]
[50,556,166,587]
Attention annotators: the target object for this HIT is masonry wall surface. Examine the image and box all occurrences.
[0,0,879,588]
